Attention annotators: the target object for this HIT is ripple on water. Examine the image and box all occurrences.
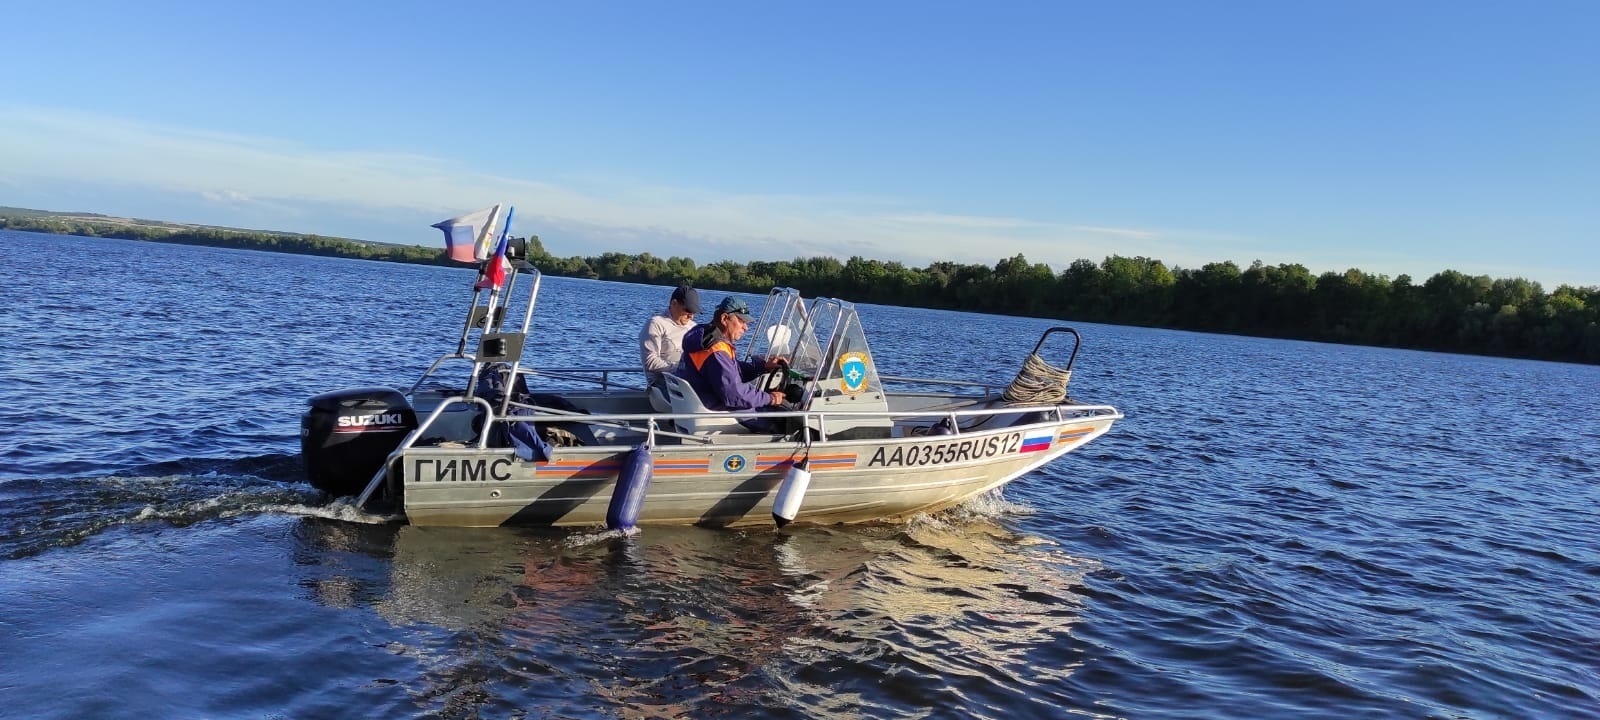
[4,233,1600,719]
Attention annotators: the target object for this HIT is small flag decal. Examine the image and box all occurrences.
[1019,428,1054,453]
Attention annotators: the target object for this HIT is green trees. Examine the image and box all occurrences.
[3,214,452,266]
[7,211,1596,364]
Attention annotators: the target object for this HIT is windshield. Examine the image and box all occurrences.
[746,289,882,402]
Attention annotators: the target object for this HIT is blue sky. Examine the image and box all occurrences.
[3,1,1595,287]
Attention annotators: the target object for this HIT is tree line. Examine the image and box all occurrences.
[6,212,1597,364]
[1,214,449,265]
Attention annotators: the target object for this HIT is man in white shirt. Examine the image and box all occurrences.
[639,284,700,392]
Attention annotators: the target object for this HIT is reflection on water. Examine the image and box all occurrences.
[319,510,1092,718]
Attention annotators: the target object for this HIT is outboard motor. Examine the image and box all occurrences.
[301,387,417,497]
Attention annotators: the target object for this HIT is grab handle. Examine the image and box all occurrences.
[1031,327,1082,371]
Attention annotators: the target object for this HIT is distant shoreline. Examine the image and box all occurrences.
[4,206,1596,366]
[1,207,453,267]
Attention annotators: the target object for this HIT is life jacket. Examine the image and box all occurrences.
[687,338,737,372]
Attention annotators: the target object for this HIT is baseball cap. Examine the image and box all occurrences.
[671,284,701,314]
[715,296,753,322]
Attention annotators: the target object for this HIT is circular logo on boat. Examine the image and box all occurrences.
[723,454,746,472]
[839,352,869,395]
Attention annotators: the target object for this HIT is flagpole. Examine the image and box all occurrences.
[465,206,515,403]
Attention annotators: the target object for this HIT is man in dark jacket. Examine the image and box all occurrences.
[676,296,791,431]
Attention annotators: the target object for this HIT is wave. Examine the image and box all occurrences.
[0,452,386,560]
[122,452,307,484]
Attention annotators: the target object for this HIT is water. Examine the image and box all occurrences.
[1,230,1596,719]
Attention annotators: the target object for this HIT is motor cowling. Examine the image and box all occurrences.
[301,387,417,497]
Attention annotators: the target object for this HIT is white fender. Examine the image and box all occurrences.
[772,457,811,528]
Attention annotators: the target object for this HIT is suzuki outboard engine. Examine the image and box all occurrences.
[301,387,417,497]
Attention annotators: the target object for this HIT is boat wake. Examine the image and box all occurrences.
[933,488,1038,522]
[0,452,361,560]
[563,526,641,548]
[124,452,306,484]
[298,497,404,524]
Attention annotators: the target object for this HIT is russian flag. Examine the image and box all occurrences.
[474,206,515,291]
[432,205,502,263]
[1019,428,1054,453]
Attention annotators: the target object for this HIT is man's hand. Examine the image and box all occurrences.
[768,390,786,406]
[763,356,787,371]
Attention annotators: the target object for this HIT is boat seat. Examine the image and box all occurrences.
[659,374,746,435]
[647,383,672,413]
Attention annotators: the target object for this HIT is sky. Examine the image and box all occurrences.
[2,1,1596,288]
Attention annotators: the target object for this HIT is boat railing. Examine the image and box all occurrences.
[517,366,650,393]
[355,393,498,508]
[878,374,1009,400]
[469,398,1123,447]
[509,367,1014,400]
[412,363,656,401]
[497,368,1017,403]
[398,391,1119,454]
[417,362,1021,401]
[408,352,477,395]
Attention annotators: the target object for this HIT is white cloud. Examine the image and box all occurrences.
[200,189,253,204]
[877,213,1041,230]
[13,104,1528,284]
[1071,226,1160,241]
[0,106,1203,269]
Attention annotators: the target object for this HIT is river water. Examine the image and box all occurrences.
[1,230,1596,719]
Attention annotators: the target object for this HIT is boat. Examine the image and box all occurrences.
[300,230,1122,529]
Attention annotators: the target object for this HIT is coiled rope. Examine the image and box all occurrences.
[1001,353,1072,405]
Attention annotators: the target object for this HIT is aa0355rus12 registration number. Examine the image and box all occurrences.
[865,432,1021,468]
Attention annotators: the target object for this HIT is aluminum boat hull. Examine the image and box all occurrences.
[400,413,1116,527]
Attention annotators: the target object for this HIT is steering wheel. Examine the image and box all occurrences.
[764,358,790,392]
